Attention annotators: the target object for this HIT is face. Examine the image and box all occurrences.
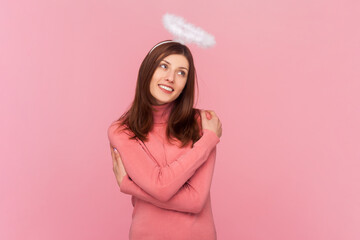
[149,54,189,105]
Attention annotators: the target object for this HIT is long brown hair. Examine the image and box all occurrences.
[116,40,201,148]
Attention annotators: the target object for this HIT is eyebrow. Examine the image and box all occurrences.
[162,60,189,71]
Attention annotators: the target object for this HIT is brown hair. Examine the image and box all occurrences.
[116,40,202,148]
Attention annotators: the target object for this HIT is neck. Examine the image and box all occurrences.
[152,102,174,124]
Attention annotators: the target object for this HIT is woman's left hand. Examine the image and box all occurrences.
[110,144,128,187]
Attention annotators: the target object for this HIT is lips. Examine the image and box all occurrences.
[158,84,174,91]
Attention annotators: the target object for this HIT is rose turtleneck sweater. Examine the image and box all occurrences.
[107,102,220,240]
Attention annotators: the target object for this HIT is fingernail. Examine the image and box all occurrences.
[113,148,118,152]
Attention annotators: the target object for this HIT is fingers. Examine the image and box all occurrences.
[208,110,216,117]
[202,109,219,120]
[110,145,127,186]
[200,110,209,121]
[110,144,119,159]
[201,110,211,119]
[111,146,126,173]
[202,109,216,115]
[113,148,120,162]
[118,155,127,175]
[110,145,120,173]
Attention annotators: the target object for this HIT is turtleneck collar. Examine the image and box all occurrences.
[152,101,175,124]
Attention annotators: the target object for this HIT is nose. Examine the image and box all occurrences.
[165,70,175,83]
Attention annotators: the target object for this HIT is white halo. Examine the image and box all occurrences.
[162,13,216,48]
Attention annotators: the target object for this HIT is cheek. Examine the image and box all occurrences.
[150,72,161,85]
[178,81,187,92]
[152,69,164,79]
[149,78,158,92]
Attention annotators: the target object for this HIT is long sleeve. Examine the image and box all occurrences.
[107,122,220,202]
[120,144,217,214]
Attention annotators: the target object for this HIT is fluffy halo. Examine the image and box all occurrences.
[162,13,216,48]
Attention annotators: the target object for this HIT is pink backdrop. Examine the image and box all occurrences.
[1,0,359,239]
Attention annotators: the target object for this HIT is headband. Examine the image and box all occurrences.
[149,40,178,54]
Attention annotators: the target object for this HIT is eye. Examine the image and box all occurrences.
[178,70,187,77]
[160,63,167,69]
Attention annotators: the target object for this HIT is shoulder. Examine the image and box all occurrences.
[107,120,133,141]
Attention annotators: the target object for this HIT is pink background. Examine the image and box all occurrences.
[1,0,359,239]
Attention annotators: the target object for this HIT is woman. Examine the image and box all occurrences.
[107,40,222,240]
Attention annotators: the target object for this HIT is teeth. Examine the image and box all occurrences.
[159,85,173,91]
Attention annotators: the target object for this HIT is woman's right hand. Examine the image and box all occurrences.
[110,144,127,187]
[201,110,222,139]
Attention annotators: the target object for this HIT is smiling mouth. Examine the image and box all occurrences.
[158,84,174,92]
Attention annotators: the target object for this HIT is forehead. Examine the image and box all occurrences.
[162,54,189,68]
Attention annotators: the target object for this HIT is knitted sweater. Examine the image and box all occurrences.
[107,102,220,240]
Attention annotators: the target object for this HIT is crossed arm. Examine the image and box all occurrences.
[108,122,219,213]
[119,145,217,213]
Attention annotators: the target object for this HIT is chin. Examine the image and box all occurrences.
[157,99,174,105]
